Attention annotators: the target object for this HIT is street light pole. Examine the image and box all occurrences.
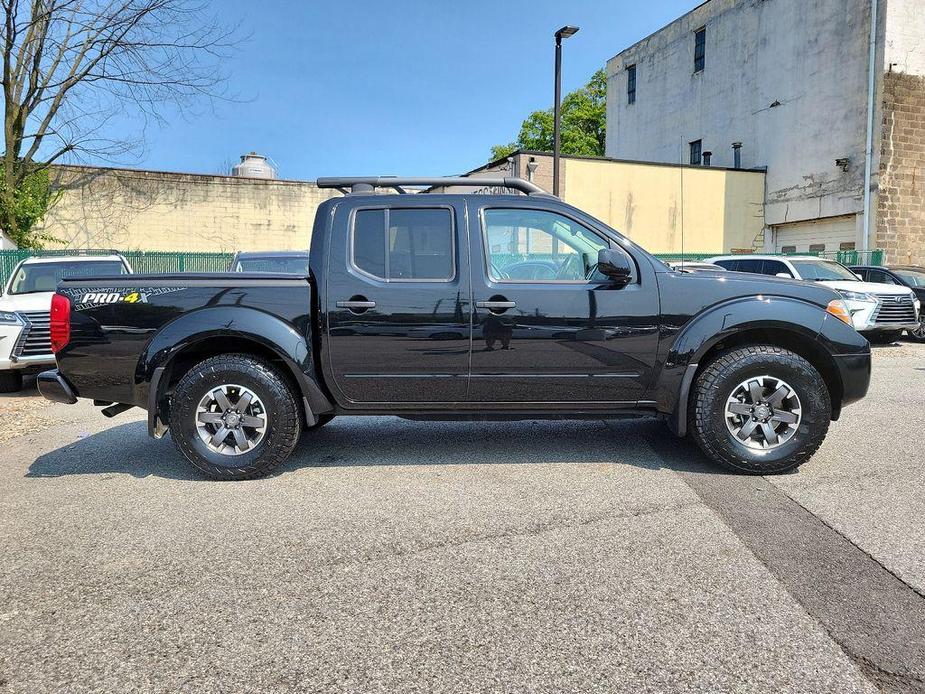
[553,25,579,197]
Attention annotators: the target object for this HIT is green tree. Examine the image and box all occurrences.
[0,168,56,248]
[491,68,607,160]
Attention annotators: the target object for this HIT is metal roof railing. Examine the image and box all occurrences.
[316,176,552,197]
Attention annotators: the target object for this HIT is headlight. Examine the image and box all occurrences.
[0,310,23,325]
[826,300,854,326]
[839,290,877,303]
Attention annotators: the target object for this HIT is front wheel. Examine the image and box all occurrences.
[868,331,903,345]
[905,318,925,343]
[170,354,302,480]
[0,370,23,393]
[690,345,831,474]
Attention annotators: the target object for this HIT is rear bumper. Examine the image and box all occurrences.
[37,369,78,405]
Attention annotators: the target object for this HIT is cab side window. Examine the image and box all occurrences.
[762,260,792,277]
[352,208,455,281]
[482,209,608,282]
[734,259,763,274]
[867,270,897,285]
[713,260,738,271]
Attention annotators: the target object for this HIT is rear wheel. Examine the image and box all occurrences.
[0,370,23,393]
[170,354,301,480]
[690,345,831,474]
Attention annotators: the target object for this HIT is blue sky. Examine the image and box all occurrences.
[98,1,695,180]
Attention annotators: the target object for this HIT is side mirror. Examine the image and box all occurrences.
[597,248,632,286]
[775,272,792,279]
[854,273,864,280]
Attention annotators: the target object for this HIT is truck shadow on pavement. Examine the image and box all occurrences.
[27,416,730,481]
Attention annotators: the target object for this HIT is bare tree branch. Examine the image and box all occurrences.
[1,0,240,245]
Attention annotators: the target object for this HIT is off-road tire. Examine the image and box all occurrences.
[0,370,23,393]
[868,331,903,345]
[170,354,301,480]
[690,345,831,474]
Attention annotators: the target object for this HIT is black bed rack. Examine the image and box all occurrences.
[315,176,552,197]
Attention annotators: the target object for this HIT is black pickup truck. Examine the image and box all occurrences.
[38,177,871,480]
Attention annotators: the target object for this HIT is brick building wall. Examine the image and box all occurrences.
[877,71,925,266]
[35,165,338,253]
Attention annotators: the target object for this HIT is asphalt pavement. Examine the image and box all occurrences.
[1,343,923,693]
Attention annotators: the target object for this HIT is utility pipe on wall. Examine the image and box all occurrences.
[862,0,879,253]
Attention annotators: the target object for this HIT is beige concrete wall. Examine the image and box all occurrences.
[36,165,338,253]
[33,158,765,257]
[441,152,765,254]
[562,157,765,254]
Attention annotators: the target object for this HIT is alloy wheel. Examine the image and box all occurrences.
[195,384,268,455]
[724,375,802,451]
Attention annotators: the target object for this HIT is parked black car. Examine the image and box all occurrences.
[850,265,925,342]
[38,177,871,480]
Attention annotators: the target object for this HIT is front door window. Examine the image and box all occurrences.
[482,209,608,283]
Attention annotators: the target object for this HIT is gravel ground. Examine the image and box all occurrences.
[0,378,52,444]
[0,342,922,693]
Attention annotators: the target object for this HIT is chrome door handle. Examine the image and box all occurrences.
[476,300,516,315]
[337,300,376,310]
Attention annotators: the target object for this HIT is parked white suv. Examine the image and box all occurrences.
[0,253,132,392]
[705,255,920,343]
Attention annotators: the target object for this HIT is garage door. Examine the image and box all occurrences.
[773,215,858,254]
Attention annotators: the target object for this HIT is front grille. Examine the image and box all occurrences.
[13,311,52,357]
[872,293,917,325]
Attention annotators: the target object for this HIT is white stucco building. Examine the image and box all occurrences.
[605,0,925,264]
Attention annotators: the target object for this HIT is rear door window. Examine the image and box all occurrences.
[352,208,455,281]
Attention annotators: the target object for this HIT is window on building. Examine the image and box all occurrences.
[689,139,702,165]
[352,208,455,281]
[627,64,636,104]
[780,245,796,254]
[808,243,826,253]
[694,27,706,72]
[839,242,856,251]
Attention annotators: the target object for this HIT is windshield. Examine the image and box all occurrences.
[788,259,859,282]
[235,257,309,274]
[894,269,925,287]
[8,260,127,295]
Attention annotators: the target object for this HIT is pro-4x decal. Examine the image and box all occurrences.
[61,286,185,311]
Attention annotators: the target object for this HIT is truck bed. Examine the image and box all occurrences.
[54,273,314,408]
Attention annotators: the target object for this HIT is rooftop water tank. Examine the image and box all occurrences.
[232,152,276,179]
